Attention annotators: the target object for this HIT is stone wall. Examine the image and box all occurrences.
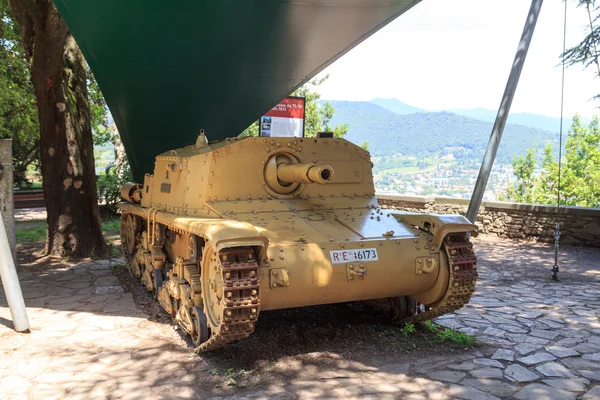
[376,194,600,248]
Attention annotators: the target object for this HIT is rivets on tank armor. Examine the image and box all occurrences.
[340,244,344,248]
[378,241,382,246]
[320,245,325,249]
[359,243,364,247]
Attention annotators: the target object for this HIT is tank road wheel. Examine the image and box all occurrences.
[190,306,210,347]
[120,214,137,259]
[367,296,424,324]
[197,246,261,352]
[151,269,164,299]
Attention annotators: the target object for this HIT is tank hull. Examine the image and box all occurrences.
[117,136,479,352]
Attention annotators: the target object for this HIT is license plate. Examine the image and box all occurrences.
[330,248,378,264]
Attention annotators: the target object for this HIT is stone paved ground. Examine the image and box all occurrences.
[1,236,599,399]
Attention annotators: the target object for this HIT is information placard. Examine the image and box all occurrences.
[259,97,305,137]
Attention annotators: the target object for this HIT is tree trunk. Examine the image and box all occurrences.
[112,122,128,177]
[10,0,105,257]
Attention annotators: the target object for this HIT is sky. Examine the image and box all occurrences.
[316,0,598,119]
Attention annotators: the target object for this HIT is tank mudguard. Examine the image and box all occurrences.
[119,203,268,256]
[390,212,478,252]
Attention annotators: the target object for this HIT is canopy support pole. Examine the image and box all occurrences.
[0,210,30,332]
[466,0,543,223]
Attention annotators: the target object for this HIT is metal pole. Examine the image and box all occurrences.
[0,212,30,332]
[466,0,544,223]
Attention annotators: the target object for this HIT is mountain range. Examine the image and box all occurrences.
[370,98,586,133]
[323,99,562,163]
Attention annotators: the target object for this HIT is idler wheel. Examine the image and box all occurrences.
[190,306,210,347]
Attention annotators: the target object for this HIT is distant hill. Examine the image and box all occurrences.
[324,101,557,163]
[447,108,586,133]
[370,98,425,115]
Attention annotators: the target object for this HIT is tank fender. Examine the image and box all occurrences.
[390,212,478,252]
[118,203,268,258]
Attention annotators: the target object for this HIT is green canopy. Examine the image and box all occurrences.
[54,0,421,180]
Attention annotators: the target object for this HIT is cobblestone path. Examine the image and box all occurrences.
[1,236,599,399]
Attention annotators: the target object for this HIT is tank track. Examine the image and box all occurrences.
[402,232,478,324]
[197,247,260,352]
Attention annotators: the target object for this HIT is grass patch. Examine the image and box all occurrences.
[424,320,477,346]
[16,216,122,244]
[102,217,121,235]
[15,220,46,243]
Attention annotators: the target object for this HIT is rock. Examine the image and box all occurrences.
[583,386,600,399]
[482,327,505,337]
[582,352,600,361]
[530,329,561,340]
[491,349,514,361]
[449,361,477,371]
[95,285,124,294]
[473,358,504,369]
[517,352,556,365]
[518,311,543,319]
[0,375,32,395]
[426,370,466,383]
[561,357,600,370]
[460,378,519,398]
[514,383,576,400]
[469,368,503,379]
[545,346,579,358]
[504,364,540,382]
[448,384,500,400]
[580,370,600,380]
[542,378,588,392]
[0,335,27,351]
[535,362,574,378]
[32,384,66,400]
[515,343,543,355]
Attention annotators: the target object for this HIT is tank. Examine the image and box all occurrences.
[118,131,479,352]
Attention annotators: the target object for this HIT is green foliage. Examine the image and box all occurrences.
[87,66,111,146]
[435,328,476,346]
[1,1,111,182]
[423,321,476,346]
[240,74,349,138]
[400,322,416,337]
[97,162,133,213]
[326,101,557,162]
[505,115,600,207]
[16,217,123,244]
[0,1,39,184]
[561,1,600,100]
[506,149,536,203]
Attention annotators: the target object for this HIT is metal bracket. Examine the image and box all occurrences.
[416,257,437,275]
[347,263,367,281]
[270,268,290,288]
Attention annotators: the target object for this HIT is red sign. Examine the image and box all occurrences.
[265,97,305,119]
[260,96,305,138]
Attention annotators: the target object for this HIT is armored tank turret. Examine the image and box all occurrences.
[119,132,478,352]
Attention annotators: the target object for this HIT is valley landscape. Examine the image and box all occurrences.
[326,98,572,200]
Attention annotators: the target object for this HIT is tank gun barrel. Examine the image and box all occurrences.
[277,163,334,184]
